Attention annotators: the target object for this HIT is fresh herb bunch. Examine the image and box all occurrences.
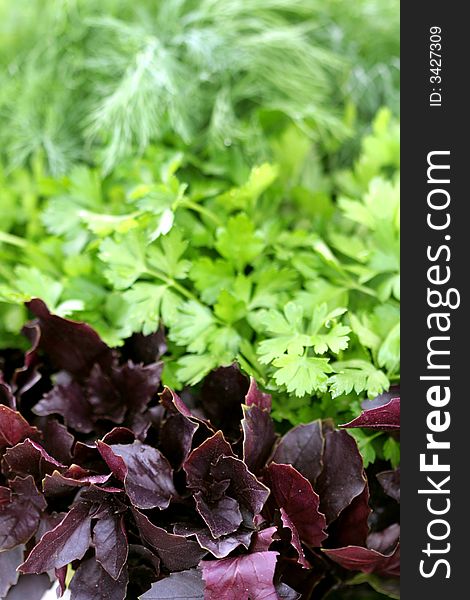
[0,303,400,600]
[0,110,399,424]
[0,0,399,174]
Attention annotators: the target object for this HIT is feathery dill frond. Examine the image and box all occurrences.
[0,0,399,173]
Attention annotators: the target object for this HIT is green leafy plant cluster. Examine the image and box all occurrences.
[0,0,398,174]
[0,109,399,426]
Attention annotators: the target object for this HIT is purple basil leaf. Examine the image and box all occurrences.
[2,438,66,480]
[323,543,400,578]
[26,299,113,376]
[56,565,67,597]
[361,386,400,410]
[250,526,277,553]
[140,569,204,600]
[0,476,46,551]
[210,455,270,520]
[102,427,135,445]
[69,557,128,600]
[86,363,127,423]
[377,469,400,503]
[33,375,94,434]
[315,428,366,524]
[0,374,16,408]
[160,387,193,418]
[86,361,162,424]
[174,523,253,559]
[367,524,400,555]
[275,583,301,600]
[0,405,39,450]
[160,412,199,470]
[184,432,234,488]
[325,486,371,549]
[125,328,167,364]
[132,508,206,571]
[43,470,111,497]
[0,545,23,597]
[194,491,243,538]
[200,365,249,438]
[272,422,324,486]
[201,551,279,600]
[97,441,175,509]
[159,390,200,470]
[279,508,310,568]
[340,397,400,431]
[0,486,11,505]
[267,463,327,547]
[93,510,128,580]
[4,574,52,600]
[20,502,92,574]
[35,511,67,544]
[241,404,276,474]
[245,378,272,411]
[40,419,75,464]
[127,544,160,596]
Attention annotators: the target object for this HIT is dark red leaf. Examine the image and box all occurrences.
[40,419,75,464]
[69,557,128,600]
[276,583,301,599]
[315,429,366,524]
[323,543,400,577]
[125,328,167,364]
[2,438,66,480]
[194,492,243,538]
[245,378,272,411]
[0,375,16,409]
[367,524,400,555]
[242,405,277,474]
[272,422,324,486]
[340,397,400,431]
[200,365,249,438]
[184,432,234,489]
[140,569,204,599]
[33,375,94,434]
[279,508,310,568]
[20,502,92,573]
[174,523,253,559]
[3,574,52,600]
[93,511,128,580]
[86,360,162,424]
[377,469,400,503]
[97,441,175,509]
[56,565,67,597]
[325,485,371,548]
[0,545,23,597]
[43,470,111,496]
[211,455,270,519]
[0,405,38,450]
[0,476,46,551]
[201,551,279,600]
[250,526,277,553]
[159,388,200,469]
[267,463,327,548]
[26,299,113,376]
[132,508,206,571]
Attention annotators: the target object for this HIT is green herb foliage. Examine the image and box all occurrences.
[0,109,399,427]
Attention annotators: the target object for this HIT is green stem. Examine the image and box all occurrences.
[178,199,222,226]
[146,268,199,302]
[0,231,29,248]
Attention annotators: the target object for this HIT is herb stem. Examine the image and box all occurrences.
[178,199,222,226]
[146,268,199,302]
[0,231,29,248]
